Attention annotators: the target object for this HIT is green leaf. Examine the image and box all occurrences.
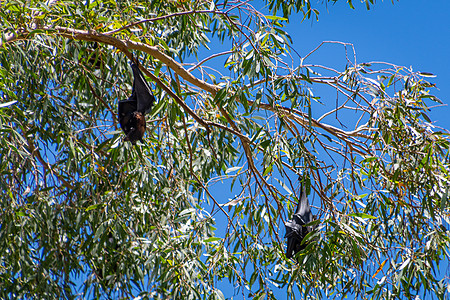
[85,203,105,211]
[274,178,292,195]
[349,213,377,219]
[225,166,241,174]
[265,15,288,21]
[418,72,436,77]
[203,237,221,243]
[0,100,17,108]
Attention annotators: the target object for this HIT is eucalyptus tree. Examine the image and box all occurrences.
[1,0,448,299]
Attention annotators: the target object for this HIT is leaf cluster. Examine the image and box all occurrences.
[0,1,448,299]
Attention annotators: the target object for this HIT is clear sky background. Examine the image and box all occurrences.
[284,0,450,129]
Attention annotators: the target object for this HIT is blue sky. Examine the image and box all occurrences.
[285,0,450,129]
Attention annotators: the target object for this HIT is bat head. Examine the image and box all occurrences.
[123,111,146,145]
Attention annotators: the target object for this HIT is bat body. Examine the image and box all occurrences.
[118,62,155,144]
[285,185,316,258]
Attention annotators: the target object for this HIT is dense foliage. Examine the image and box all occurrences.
[0,0,448,299]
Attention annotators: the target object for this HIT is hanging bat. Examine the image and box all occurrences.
[118,62,155,144]
[285,185,316,259]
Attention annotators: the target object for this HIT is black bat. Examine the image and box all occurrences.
[118,62,155,144]
[285,185,316,258]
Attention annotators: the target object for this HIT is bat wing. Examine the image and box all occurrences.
[285,220,303,258]
[131,63,155,114]
[285,234,298,259]
[118,98,137,116]
[118,97,137,131]
[293,185,313,225]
